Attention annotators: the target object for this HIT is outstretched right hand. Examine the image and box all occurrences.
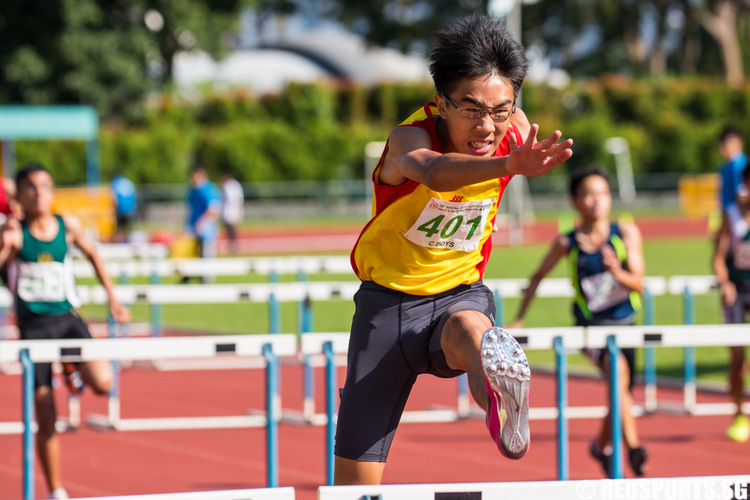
[506,124,573,178]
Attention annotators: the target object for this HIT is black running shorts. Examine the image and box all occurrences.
[579,315,637,393]
[334,280,495,462]
[18,310,93,389]
[723,289,750,325]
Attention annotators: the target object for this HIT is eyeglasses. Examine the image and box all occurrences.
[441,93,516,122]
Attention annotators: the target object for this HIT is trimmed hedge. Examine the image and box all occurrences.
[12,77,750,186]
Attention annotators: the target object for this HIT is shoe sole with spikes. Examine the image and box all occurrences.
[482,326,530,459]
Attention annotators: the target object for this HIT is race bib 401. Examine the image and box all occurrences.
[403,197,495,252]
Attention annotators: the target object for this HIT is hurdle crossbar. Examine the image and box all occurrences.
[317,475,750,500]
[75,487,296,500]
[70,255,355,279]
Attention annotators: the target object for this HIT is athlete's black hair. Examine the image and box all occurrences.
[569,165,611,198]
[719,125,743,143]
[429,15,529,99]
[16,162,52,187]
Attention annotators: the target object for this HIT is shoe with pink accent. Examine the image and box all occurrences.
[482,327,530,459]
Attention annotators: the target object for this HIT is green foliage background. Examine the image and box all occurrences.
[12,77,750,186]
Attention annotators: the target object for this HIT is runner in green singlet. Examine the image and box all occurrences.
[0,163,130,500]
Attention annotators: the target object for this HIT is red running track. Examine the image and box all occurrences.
[219,215,710,255]
[1,356,747,499]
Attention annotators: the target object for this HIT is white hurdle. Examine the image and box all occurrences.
[75,487,295,500]
[318,475,750,500]
[302,324,750,483]
[70,255,355,279]
[1,335,297,500]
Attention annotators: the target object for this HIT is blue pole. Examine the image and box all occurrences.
[150,270,162,337]
[85,138,101,186]
[683,286,696,410]
[119,271,131,338]
[263,344,279,488]
[269,294,280,334]
[269,270,280,334]
[643,288,657,413]
[20,348,35,500]
[493,289,505,326]
[458,373,469,409]
[324,341,336,486]
[553,336,568,480]
[607,335,623,479]
[297,270,307,335]
[0,305,7,340]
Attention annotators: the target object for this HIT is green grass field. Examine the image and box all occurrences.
[80,234,746,387]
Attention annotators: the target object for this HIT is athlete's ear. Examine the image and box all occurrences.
[434,93,448,119]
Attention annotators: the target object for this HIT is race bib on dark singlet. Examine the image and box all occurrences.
[735,241,750,270]
[17,261,66,302]
[580,271,631,313]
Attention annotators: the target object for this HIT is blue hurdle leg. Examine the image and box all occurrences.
[493,289,505,326]
[683,287,697,412]
[150,270,162,337]
[324,341,337,486]
[21,348,35,500]
[269,293,280,334]
[263,344,280,488]
[607,335,623,479]
[643,288,657,413]
[553,336,568,480]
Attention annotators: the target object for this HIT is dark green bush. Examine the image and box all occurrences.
[9,77,750,187]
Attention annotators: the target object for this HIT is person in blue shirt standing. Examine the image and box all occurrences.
[718,126,748,210]
[110,174,137,242]
[714,126,750,442]
[185,163,221,282]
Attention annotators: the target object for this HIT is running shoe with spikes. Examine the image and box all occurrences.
[62,362,85,395]
[481,327,530,459]
[590,439,613,478]
[727,414,750,443]
[628,446,648,476]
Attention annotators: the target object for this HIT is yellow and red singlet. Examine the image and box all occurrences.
[351,102,522,295]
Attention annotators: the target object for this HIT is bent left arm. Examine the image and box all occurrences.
[603,221,645,294]
[64,215,131,323]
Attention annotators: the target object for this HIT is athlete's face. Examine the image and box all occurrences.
[17,171,55,217]
[572,175,612,221]
[435,75,516,157]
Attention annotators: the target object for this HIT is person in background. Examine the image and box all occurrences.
[508,165,648,478]
[718,126,748,211]
[184,163,221,282]
[712,161,750,443]
[0,176,18,285]
[0,162,130,499]
[220,170,244,255]
[110,173,138,243]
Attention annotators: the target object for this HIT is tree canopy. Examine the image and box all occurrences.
[0,0,244,118]
[318,0,749,85]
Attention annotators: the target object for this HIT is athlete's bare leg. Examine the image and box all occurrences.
[729,346,747,414]
[80,359,112,395]
[334,457,386,485]
[35,387,63,494]
[439,310,493,409]
[598,352,640,450]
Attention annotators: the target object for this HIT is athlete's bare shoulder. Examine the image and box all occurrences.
[378,124,436,186]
